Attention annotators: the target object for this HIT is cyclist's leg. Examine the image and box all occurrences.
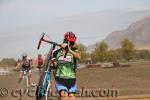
[68,79,77,99]
[38,65,43,76]
[68,84,77,99]
[59,90,68,100]
[68,93,76,100]
[39,67,43,76]
[27,68,32,85]
[56,82,68,100]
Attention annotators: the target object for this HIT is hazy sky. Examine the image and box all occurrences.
[0,0,150,59]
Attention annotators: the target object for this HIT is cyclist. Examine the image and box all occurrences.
[17,53,34,86]
[36,54,44,75]
[53,32,81,100]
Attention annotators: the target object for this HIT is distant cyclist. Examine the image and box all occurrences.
[17,53,34,86]
[53,32,81,100]
[36,54,44,75]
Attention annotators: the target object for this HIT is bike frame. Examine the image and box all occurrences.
[21,70,29,94]
[36,33,60,100]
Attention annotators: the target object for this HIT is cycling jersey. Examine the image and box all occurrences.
[53,48,78,79]
[37,58,43,65]
[37,57,44,69]
[20,58,32,72]
[21,59,31,68]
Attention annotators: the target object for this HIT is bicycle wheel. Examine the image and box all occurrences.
[36,82,51,100]
[45,81,51,100]
[22,76,29,94]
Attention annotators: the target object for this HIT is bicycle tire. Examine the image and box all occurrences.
[22,75,29,94]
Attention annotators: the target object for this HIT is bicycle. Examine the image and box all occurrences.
[36,33,61,100]
[20,70,29,94]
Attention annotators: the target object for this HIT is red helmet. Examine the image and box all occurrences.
[64,32,77,42]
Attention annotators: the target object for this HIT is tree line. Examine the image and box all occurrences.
[0,58,16,67]
[1,38,150,67]
[78,38,150,64]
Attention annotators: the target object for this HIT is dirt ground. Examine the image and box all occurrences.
[0,62,150,100]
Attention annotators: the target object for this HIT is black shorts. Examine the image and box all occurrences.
[20,67,31,73]
[55,77,77,93]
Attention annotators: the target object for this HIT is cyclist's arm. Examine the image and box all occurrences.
[51,49,59,69]
[67,43,81,59]
[15,62,22,69]
[69,49,81,60]
[49,58,57,69]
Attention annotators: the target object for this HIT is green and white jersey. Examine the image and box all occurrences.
[54,48,78,79]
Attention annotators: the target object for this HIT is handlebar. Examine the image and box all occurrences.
[37,33,45,49]
[37,33,61,49]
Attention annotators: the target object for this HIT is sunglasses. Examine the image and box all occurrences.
[63,39,75,45]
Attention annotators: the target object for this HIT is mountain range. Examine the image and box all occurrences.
[104,17,150,49]
[87,17,150,51]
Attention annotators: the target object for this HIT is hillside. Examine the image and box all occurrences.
[104,17,150,49]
